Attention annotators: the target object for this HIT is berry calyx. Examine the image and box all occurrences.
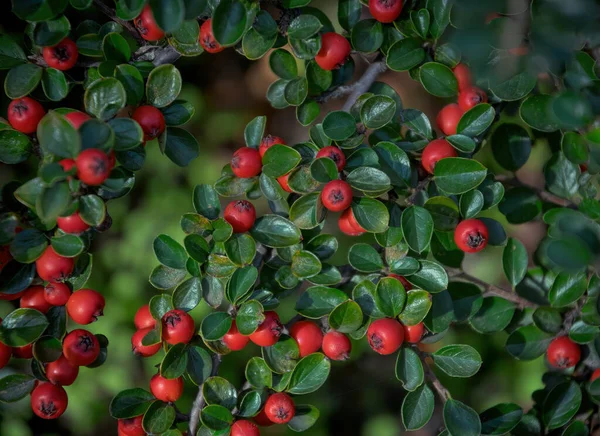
[44,282,71,306]
[57,211,90,234]
[42,38,78,71]
[264,392,295,424]
[200,19,224,53]
[322,331,352,361]
[8,97,45,134]
[36,246,74,282]
[231,420,260,436]
[76,148,111,186]
[547,336,580,369]
[66,289,105,325]
[454,219,489,253]
[64,111,91,130]
[162,309,195,345]
[436,103,463,136]
[458,87,488,111]
[315,33,351,71]
[134,5,165,41]
[45,354,79,386]
[316,146,346,171]
[134,304,156,330]
[132,328,161,357]
[421,139,458,174]
[118,415,145,436]
[150,373,184,403]
[20,285,52,314]
[321,180,352,212]
[369,0,404,23]
[224,200,257,233]
[259,135,285,158]
[367,318,404,355]
[223,320,250,351]
[453,63,472,91]
[231,147,262,178]
[338,207,366,236]
[12,343,33,359]
[388,274,412,290]
[30,382,68,420]
[277,173,293,193]
[132,105,166,141]
[591,369,600,382]
[403,322,425,343]
[62,329,100,366]
[249,311,283,347]
[289,320,323,357]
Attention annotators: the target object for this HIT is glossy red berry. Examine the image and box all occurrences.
[76,148,111,186]
[458,87,488,111]
[338,208,366,236]
[277,173,293,193]
[315,32,351,71]
[454,219,489,253]
[453,63,472,91]
[44,282,71,306]
[231,420,260,436]
[36,246,74,282]
[367,318,404,355]
[388,274,412,290]
[42,38,78,71]
[592,369,600,382]
[249,311,282,347]
[162,309,195,345]
[66,289,105,325]
[8,97,45,134]
[132,105,166,141]
[57,211,90,234]
[421,139,458,174]
[403,322,425,344]
[547,336,580,369]
[253,408,274,427]
[30,382,68,420]
[150,373,184,403]
[12,343,33,359]
[0,341,11,369]
[436,103,463,136]
[45,354,79,386]
[289,321,323,357]
[134,304,156,330]
[62,329,100,366]
[134,5,165,41]
[132,327,161,357]
[231,147,262,178]
[64,111,90,129]
[316,146,346,171]
[321,180,352,212]
[223,320,250,351]
[264,393,295,424]
[200,19,224,53]
[322,331,352,361]
[59,158,76,172]
[20,285,52,314]
[259,135,285,158]
[369,0,404,23]
[118,415,145,436]
[224,200,257,233]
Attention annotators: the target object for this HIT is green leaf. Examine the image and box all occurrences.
[245,357,272,389]
[399,290,432,326]
[328,300,363,333]
[227,265,257,303]
[360,95,396,129]
[469,297,515,334]
[373,141,411,187]
[148,0,184,32]
[153,234,187,269]
[160,343,188,379]
[544,152,579,199]
[0,34,26,70]
[291,250,322,279]
[348,243,383,273]
[351,197,389,233]
[0,308,49,346]
[444,399,481,436]
[395,346,424,391]
[424,289,454,333]
[346,167,390,193]
[549,272,587,308]
[502,238,527,287]
[402,383,434,430]
[149,265,187,290]
[387,38,425,71]
[41,68,68,101]
[201,312,232,341]
[263,334,300,374]
[102,32,130,62]
[288,353,331,395]
[505,324,552,360]
[401,206,434,253]
[263,144,301,177]
[0,374,36,403]
[456,104,495,137]
[288,14,322,40]
[295,286,348,318]
[38,111,80,158]
[491,124,532,171]
[269,49,298,79]
[250,215,301,248]
[490,70,536,101]
[498,187,541,224]
[236,300,264,336]
[212,0,247,46]
[407,260,448,293]
[110,388,156,418]
[193,184,221,220]
[115,64,144,106]
[147,65,182,108]
[351,19,383,53]
[434,158,487,195]
[164,127,200,167]
[519,94,560,132]
[433,344,482,378]
[480,403,523,435]
[4,63,42,98]
[419,62,458,97]
[142,401,175,434]
[0,130,32,164]
[10,229,47,263]
[203,376,238,410]
[288,404,320,432]
[36,181,70,223]
[542,382,582,429]
[84,77,127,120]
[173,277,201,312]
[51,234,84,257]
[186,346,213,385]
[322,111,356,141]
[427,0,451,38]
[375,277,406,318]
[201,404,233,431]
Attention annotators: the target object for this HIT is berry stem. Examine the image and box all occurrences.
[495,175,578,209]
[341,60,388,112]
[417,348,451,402]
[188,353,222,435]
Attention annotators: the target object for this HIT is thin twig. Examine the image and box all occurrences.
[188,353,222,435]
[417,348,451,402]
[316,84,359,104]
[93,0,147,46]
[495,175,578,209]
[406,176,432,205]
[341,60,388,112]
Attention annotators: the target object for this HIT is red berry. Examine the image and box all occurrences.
[57,211,90,234]
[76,148,111,186]
[66,289,105,325]
[315,33,351,71]
[322,331,352,361]
[0,289,26,301]
[132,105,166,141]
[231,420,260,436]
[367,318,404,355]
[45,354,79,386]
[59,158,76,172]
[591,369,600,382]
[369,0,404,23]
[223,320,250,351]
[44,282,71,306]
[316,146,346,171]
[421,139,458,174]
[231,147,262,178]
[162,309,195,345]
[20,285,52,314]
[338,208,366,236]
[547,336,580,369]
[7,97,45,134]
[277,173,293,193]
[200,19,224,53]
[264,393,295,424]
[321,180,352,212]
[436,103,463,136]
[62,329,100,366]
[134,304,156,330]
[453,63,472,91]
[30,382,68,420]
[0,245,11,272]
[13,343,33,359]
[249,311,282,347]
[224,200,257,233]
[388,274,412,290]
[134,5,165,41]
[150,373,184,403]
[36,246,74,282]
[132,327,162,357]
[403,322,425,344]
[253,408,274,427]
[458,87,488,111]
[259,135,285,158]
[118,415,145,436]
[64,111,90,129]
[0,342,11,369]
[289,321,323,357]
[42,38,78,71]
[454,219,489,253]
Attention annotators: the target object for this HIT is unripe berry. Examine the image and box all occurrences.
[42,38,78,71]
[0,341,11,369]
[44,282,71,306]
[453,63,472,92]
[36,246,74,282]
[421,139,458,174]
[436,103,463,136]
[134,5,165,41]
[224,200,257,233]
[231,420,260,436]
[8,97,45,134]
[454,219,489,253]
[13,343,33,359]
[316,146,346,171]
[321,180,352,212]
[289,321,323,357]
[338,208,366,236]
[64,111,91,129]
[20,285,52,313]
[315,33,351,71]
[547,336,580,369]
[45,354,79,386]
[66,289,105,325]
[249,311,282,347]
[591,369,600,382]
[223,321,250,351]
[150,373,184,403]
[322,331,352,361]
[277,173,293,193]
[57,211,90,234]
[118,415,145,436]
[134,304,156,330]
[132,105,166,141]
[388,274,412,290]
[30,382,68,419]
[403,322,425,343]
[200,19,224,53]
[76,148,111,186]
[62,329,100,366]
[367,318,404,355]
[132,328,162,358]
[162,309,195,345]
[231,147,262,178]
[369,0,404,23]
[259,135,285,158]
[264,392,295,424]
[458,87,488,111]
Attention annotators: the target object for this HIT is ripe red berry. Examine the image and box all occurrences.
[592,369,600,382]
[421,139,458,174]
[59,158,76,173]
[134,5,165,41]
[118,415,145,436]
[453,63,472,92]
[277,173,293,193]
[45,354,79,386]
[403,322,425,343]
[253,408,274,427]
[150,373,184,403]
[436,103,464,136]
[367,318,404,355]
[321,180,353,212]
[42,38,78,71]
[388,274,412,290]
[231,147,262,178]
[66,289,105,325]
[20,285,52,314]
[259,135,285,158]
[315,32,351,71]
[223,320,250,351]
[162,309,195,345]
[7,97,45,134]
[132,105,166,141]
[44,282,71,306]
[76,148,111,186]
[0,342,11,369]
[224,200,257,233]
[62,329,100,366]
[369,0,404,23]
[231,420,260,436]
[289,320,323,357]
[36,246,74,282]
[134,304,156,330]
[454,219,489,253]
[249,311,282,347]
[264,393,295,424]
[64,111,90,129]
[57,211,90,234]
[30,382,68,420]
[200,19,224,53]
[458,87,488,111]
[12,343,33,359]
[316,146,346,171]
[322,331,352,361]
[338,208,366,236]
[132,328,162,357]
[547,336,581,369]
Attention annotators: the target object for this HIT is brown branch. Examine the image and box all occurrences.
[341,60,388,112]
[188,353,222,435]
[417,349,451,402]
[93,0,147,46]
[495,175,577,209]
[406,176,432,205]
